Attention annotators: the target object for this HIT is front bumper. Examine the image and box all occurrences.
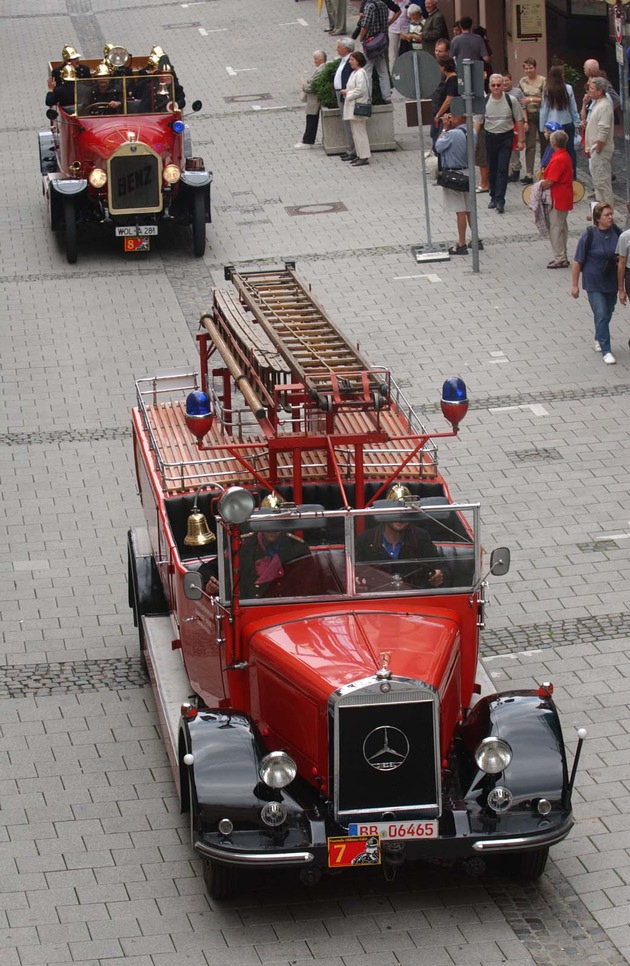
[193,810,574,869]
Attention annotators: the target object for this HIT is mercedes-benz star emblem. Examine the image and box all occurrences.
[363,726,410,771]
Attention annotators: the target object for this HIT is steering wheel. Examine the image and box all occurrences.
[87,103,110,115]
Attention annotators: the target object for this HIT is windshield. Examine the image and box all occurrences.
[217,503,478,604]
[62,76,178,117]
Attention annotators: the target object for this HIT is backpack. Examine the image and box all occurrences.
[484,92,517,122]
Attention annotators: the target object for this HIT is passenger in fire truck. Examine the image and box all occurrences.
[355,484,449,590]
[83,67,123,114]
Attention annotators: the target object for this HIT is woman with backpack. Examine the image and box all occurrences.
[571,202,622,364]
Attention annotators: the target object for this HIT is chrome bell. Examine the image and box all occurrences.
[156,76,171,97]
[184,503,215,547]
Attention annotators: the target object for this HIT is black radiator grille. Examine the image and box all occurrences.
[109,154,161,213]
[335,694,439,817]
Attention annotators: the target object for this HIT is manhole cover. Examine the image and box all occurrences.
[285,202,347,216]
[224,93,272,103]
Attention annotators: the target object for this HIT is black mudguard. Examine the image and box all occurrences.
[127,528,168,621]
[457,691,571,833]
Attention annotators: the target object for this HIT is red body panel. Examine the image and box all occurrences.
[57,109,183,175]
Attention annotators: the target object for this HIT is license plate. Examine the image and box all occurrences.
[328,835,380,867]
[115,226,158,236]
[124,237,150,252]
[348,820,438,841]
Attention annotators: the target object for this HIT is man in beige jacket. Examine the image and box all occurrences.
[585,76,615,205]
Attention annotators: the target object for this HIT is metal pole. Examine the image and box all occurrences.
[413,51,433,247]
[463,59,480,273]
[621,19,630,227]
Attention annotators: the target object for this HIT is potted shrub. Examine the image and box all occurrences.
[310,59,396,154]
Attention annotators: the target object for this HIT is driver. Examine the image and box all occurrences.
[355,485,448,589]
[238,494,311,599]
[85,65,123,113]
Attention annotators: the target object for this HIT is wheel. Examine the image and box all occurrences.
[501,846,549,881]
[64,196,77,264]
[202,858,239,900]
[191,191,206,257]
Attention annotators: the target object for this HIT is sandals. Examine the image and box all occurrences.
[547,260,569,269]
[449,244,468,255]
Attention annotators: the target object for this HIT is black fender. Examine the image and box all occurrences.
[457,691,570,832]
[179,711,317,837]
[127,528,168,623]
[47,178,88,230]
[176,172,212,223]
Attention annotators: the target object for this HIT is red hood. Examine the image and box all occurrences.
[67,114,181,166]
[248,607,461,704]
[247,608,462,777]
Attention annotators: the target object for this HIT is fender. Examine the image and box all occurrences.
[180,169,213,189]
[49,176,88,195]
[179,711,321,862]
[458,691,570,825]
[127,528,168,619]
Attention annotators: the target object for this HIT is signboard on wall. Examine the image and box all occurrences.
[509,0,545,41]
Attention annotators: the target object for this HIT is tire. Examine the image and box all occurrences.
[501,846,549,881]
[202,858,239,900]
[192,191,206,257]
[64,196,78,264]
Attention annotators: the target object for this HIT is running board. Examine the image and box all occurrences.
[142,614,189,792]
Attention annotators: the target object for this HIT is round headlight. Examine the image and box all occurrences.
[219,486,255,525]
[163,164,181,184]
[88,168,107,188]
[259,751,297,789]
[487,786,513,813]
[475,737,512,774]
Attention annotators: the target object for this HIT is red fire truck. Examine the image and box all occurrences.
[39,52,211,263]
[128,264,582,898]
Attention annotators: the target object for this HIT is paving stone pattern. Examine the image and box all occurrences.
[2,0,630,964]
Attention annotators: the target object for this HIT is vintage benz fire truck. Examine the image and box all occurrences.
[128,265,583,898]
[39,50,211,263]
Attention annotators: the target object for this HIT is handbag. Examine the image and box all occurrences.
[364,32,387,57]
[436,168,469,192]
[354,102,372,117]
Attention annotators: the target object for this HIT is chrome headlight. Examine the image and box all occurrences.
[261,802,287,827]
[88,168,107,188]
[475,737,512,774]
[163,164,181,184]
[259,751,297,789]
[219,486,255,525]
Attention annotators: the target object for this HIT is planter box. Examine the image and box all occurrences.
[321,104,396,155]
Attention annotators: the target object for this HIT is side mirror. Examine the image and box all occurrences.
[46,109,58,121]
[183,571,203,600]
[192,100,202,112]
[489,547,510,577]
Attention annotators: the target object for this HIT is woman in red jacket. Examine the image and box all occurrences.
[540,129,574,268]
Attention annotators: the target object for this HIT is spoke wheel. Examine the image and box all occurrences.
[192,191,206,257]
[64,197,77,264]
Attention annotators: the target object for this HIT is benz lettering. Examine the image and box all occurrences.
[118,165,153,198]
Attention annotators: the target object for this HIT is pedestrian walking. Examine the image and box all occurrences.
[571,202,622,364]
[485,73,524,214]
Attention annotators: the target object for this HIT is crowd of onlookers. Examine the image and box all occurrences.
[295,0,627,364]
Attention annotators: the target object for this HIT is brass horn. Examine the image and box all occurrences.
[184,492,215,547]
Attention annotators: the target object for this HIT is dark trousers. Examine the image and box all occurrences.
[486,130,513,207]
[302,112,320,145]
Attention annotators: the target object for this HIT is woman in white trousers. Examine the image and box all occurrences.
[341,52,371,167]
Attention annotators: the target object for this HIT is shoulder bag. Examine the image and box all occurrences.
[354,102,373,117]
[436,168,469,192]
[364,32,388,57]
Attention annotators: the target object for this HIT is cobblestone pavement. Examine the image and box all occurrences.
[2,0,630,964]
